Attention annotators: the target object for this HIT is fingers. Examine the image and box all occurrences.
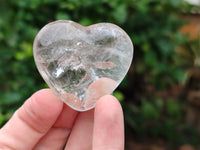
[0,89,124,150]
[64,95,124,150]
[64,109,94,150]
[0,89,63,150]
[93,95,124,150]
[34,104,78,150]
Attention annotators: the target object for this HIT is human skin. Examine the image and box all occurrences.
[0,89,124,150]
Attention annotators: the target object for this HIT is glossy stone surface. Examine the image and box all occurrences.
[33,20,133,111]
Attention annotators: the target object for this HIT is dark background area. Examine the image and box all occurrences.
[0,0,200,149]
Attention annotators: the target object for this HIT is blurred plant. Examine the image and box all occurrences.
[126,0,188,91]
[123,97,200,146]
[176,33,200,87]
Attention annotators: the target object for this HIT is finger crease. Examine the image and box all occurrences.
[16,112,46,135]
[0,143,16,150]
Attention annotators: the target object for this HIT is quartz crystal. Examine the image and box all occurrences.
[33,20,133,111]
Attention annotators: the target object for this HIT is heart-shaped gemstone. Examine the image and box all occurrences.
[33,20,133,111]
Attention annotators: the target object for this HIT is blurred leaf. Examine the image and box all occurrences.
[141,99,159,120]
[15,42,33,60]
[56,13,71,20]
[166,99,181,117]
[79,17,93,26]
[144,51,157,67]
[154,98,164,111]
[112,3,127,24]
[4,92,22,104]
[113,90,124,102]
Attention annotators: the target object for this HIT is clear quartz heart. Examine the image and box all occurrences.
[33,20,133,111]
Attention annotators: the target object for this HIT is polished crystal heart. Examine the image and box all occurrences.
[33,20,133,111]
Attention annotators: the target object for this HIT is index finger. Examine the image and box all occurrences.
[0,89,63,150]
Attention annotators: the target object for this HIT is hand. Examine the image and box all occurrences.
[0,89,124,150]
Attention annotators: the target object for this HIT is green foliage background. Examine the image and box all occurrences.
[0,0,199,148]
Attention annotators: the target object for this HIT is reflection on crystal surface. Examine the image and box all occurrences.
[33,20,133,111]
[52,67,64,78]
